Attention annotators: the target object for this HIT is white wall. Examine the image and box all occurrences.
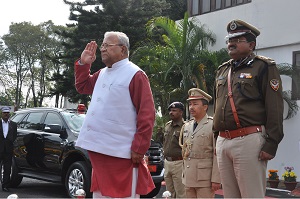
[191,0,300,178]
[195,0,300,52]
[258,44,300,65]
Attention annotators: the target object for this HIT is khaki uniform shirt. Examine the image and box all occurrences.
[164,119,185,158]
[213,53,284,156]
[181,115,220,187]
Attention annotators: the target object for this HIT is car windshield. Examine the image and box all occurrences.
[61,111,85,132]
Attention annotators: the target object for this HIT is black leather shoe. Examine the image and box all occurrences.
[2,187,9,192]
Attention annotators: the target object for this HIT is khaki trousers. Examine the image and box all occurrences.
[164,159,186,198]
[216,132,267,198]
[185,186,214,198]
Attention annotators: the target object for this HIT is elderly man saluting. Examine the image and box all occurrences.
[74,31,155,198]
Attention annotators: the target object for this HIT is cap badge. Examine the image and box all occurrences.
[230,21,237,31]
[270,79,280,91]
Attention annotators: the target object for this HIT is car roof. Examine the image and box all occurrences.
[14,107,65,114]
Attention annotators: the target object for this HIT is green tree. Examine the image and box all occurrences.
[197,48,230,96]
[1,22,32,109]
[43,23,72,108]
[0,91,14,106]
[131,43,182,115]
[146,12,216,97]
[2,21,68,109]
[58,0,171,106]
[159,0,187,21]
[132,12,216,116]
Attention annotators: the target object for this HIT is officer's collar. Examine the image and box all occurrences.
[171,119,184,127]
[231,53,255,68]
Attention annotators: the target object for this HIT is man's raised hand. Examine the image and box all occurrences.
[80,41,98,65]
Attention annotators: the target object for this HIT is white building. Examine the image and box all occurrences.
[187,0,300,178]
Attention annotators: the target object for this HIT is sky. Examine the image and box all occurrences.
[0,0,74,36]
[0,0,82,107]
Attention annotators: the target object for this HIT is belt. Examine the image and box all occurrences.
[165,156,183,161]
[219,125,262,139]
[189,152,213,159]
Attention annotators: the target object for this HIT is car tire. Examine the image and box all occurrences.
[9,158,23,187]
[0,158,23,188]
[65,161,92,198]
[141,182,161,198]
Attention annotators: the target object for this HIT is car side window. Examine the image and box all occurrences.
[44,112,63,130]
[11,113,26,123]
[19,112,44,130]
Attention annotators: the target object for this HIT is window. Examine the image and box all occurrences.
[225,0,232,7]
[292,51,300,100]
[20,112,43,130]
[202,0,211,13]
[43,112,63,133]
[192,0,200,15]
[62,112,86,132]
[44,112,63,127]
[11,113,26,123]
[216,0,222,9]
[188,0,251,16]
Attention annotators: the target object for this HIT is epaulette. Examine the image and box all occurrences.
[217,60,231,70]
[208,116,213,120]
[187,118,194,122]
[166,121,172,125]
[181,123,187,128]
[255,55,276,65]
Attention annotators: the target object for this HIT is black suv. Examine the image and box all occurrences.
[9,107,164,198]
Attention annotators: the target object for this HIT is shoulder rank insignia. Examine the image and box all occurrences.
[270,79,280,91]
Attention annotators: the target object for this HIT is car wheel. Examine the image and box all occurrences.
[141,182,161,198]
[0,158,23,188]
[9,158,23,187]
[65,161,92,198]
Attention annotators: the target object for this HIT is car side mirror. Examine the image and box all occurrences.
[44,124,62,133]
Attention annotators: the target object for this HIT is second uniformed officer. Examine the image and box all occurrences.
[163,102,186,198]
[180,88,220,198]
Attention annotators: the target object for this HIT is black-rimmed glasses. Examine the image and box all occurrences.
[225,39,248,44]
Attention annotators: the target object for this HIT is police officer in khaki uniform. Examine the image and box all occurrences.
[180,88,220,198]
[213,19,284,198]
[163,102,186,198]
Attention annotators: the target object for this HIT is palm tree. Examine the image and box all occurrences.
[146,12,216,98]
[132,12,216,117]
